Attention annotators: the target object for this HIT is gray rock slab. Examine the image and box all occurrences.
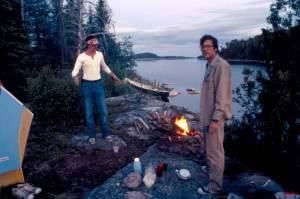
[108,94,201,141]
[70,134,127,151]
[124,127,152,140]
[107,94,168,108]
[85,144,214,199]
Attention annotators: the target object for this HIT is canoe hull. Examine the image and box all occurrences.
[125,78,170,98]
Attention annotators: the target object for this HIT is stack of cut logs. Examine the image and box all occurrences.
[134,108,176,133]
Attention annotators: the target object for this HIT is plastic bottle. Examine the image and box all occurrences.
[133,157,142,174]
[143,163,157,188]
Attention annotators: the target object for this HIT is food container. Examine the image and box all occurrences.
[157,163,163,177]
[175,169,191,180]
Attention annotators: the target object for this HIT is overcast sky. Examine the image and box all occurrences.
[108,0,273,57]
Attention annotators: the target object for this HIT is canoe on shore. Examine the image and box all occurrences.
[124,78,180,99]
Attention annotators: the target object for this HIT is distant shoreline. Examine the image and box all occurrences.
[198,57,267,66]
[136,57,266,65]
[135,57,196,61]
[226,59,267,66]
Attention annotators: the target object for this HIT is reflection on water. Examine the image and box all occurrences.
[135,58,266,119]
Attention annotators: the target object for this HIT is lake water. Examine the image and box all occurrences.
[135,58,266,119]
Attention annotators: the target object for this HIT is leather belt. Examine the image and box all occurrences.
[82,79,101,83]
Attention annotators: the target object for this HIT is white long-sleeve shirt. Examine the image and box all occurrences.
[72,51,112,80]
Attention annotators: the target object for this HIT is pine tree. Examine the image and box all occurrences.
[0,0,31,101]
[267,0,300,30]
[23,0,60,67]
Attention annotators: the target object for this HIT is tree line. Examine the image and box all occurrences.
[224,0,300,192]
[219,35,265,61]
[0,0,136,103]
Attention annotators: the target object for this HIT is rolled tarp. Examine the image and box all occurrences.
[0,84,33,187]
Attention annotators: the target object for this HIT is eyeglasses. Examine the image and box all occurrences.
[200,45,214,50]
[87,40,99,46]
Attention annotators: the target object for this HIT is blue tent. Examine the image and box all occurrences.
[0,84,33,187]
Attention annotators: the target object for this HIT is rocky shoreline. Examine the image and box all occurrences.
[83,94,284,199]
[0,93,286,199]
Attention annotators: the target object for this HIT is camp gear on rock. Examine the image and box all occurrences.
[275,192,300,199]
[122,172,142,190]
[113,146,119,153]
[143,164,156,188]
[241,174,284,192]
[197,186,219,195]
[162,163,168,171]
[176,169,191,180]
[17,183,42,194]
[156,163,163,177]
[12,188,34,199]
[133,158,142,174]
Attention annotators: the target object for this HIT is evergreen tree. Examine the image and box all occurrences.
[95,0,111,31]
[219,35,265,60]
[267,0,300,30]
[23,0,60,67]
[228,1,300,192]
[0,0,31,101]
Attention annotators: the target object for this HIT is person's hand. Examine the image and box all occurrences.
[209,120,218,134]
[110,72,121,86]
[73,76,81,86]
[113,76,121,86]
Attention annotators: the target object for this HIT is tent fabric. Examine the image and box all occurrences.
[0,85,33,188]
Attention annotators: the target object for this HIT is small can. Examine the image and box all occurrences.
[162,163,168,171]
[204,125,210,133]
[157,163,163,177]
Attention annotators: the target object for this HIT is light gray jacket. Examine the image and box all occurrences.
[199,54,232,126]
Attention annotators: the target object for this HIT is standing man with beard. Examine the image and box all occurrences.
[72,35,121,145]
[197,35,232,195]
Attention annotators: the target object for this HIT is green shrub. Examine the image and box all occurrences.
[101,62,136,97]
[27,66,84,124]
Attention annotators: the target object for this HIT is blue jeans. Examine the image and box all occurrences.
[81,80,110,138]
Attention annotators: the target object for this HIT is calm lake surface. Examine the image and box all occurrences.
[135,58,266,119]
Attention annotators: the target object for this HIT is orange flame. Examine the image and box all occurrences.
[175,116,189,135]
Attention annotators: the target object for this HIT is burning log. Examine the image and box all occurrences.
[172,120,197,137]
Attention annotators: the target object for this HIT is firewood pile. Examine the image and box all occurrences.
[134,108,177,134]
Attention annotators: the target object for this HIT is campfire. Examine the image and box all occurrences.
[174,116,197,137]
[133,108,205,157]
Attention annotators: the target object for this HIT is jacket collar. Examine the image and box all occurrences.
[204,54,220,79]
[210,54,220,67]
